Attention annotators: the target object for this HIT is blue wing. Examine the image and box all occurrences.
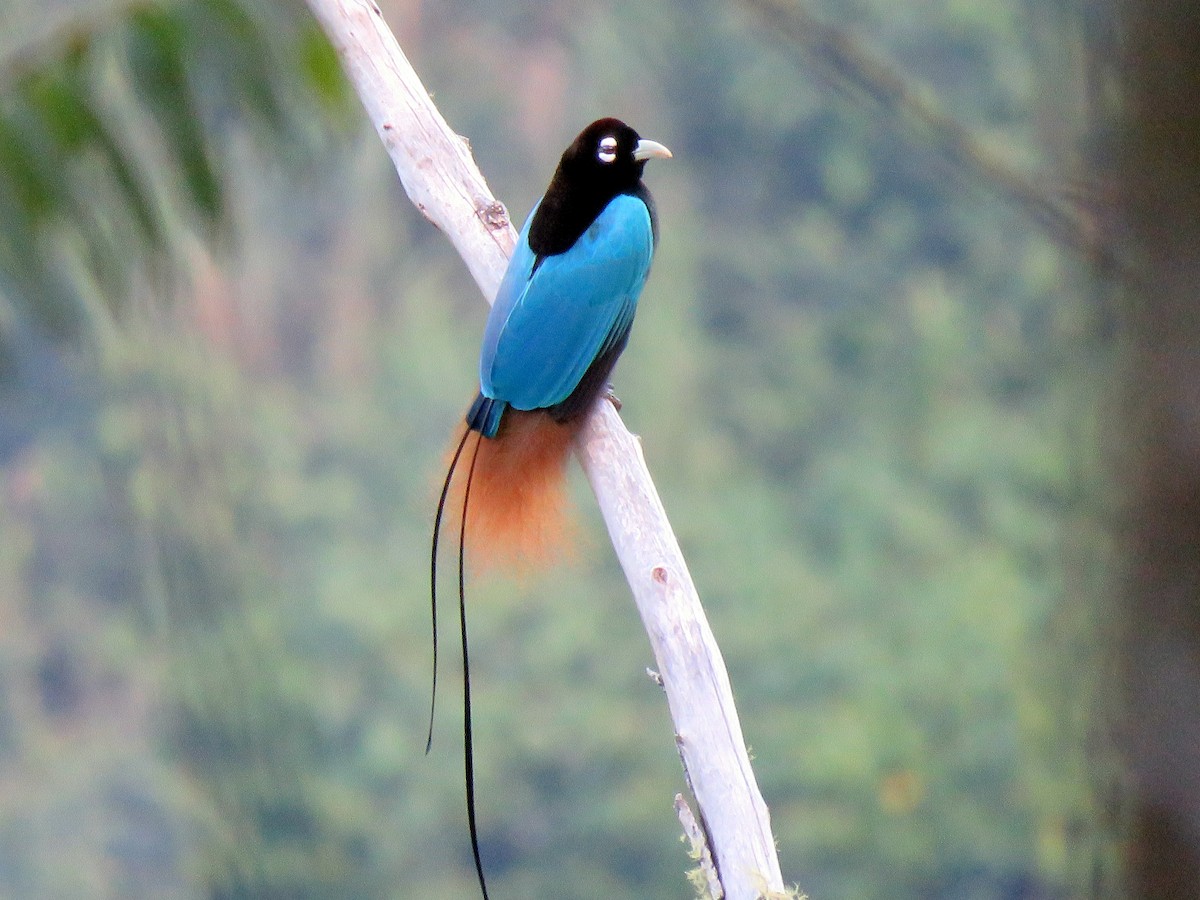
[477,193,654,425]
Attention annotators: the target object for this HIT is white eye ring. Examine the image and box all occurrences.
[597,136,618,164]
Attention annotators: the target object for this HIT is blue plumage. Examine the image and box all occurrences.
[472,194,654,437]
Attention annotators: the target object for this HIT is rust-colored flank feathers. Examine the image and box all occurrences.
[444,410,581,572]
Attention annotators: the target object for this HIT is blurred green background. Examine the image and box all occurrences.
[0,0,1123,897]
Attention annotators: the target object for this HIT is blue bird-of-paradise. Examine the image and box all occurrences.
[428,118,670,899]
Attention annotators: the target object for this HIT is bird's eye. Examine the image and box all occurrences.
[597,136,618,164]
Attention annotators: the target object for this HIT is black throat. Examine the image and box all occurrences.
[528,180,656,263]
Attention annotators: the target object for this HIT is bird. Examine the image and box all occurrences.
[428,117,671,899]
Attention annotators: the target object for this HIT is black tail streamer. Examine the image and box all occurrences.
[428,426,472,754]
[458,432,489,899]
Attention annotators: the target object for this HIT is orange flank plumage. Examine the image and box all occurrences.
[444,409,582,572]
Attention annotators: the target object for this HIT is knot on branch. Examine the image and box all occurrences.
[475,199,509,232]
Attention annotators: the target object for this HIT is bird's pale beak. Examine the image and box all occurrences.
[633,139,673,161]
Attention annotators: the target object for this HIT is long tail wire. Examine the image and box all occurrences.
[428,426,472,753]
[458,432,488,899]
[429,426,490,899]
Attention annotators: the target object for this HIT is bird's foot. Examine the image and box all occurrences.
[604,384,623,412]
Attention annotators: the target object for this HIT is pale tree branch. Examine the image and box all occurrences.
[304,0,788,897]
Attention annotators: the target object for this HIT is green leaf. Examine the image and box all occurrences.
[126,7,224,230]
[298,22,351,113]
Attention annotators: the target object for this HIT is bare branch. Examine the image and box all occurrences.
[305,0,515,298]
[305,0,788,897]
[577,404,785,895]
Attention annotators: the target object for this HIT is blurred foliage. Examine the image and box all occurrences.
[0,0,1124,898]
[0,0,349,348]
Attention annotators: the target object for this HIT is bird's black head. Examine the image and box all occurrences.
[529,118,671,257]
[560,117,672,190]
